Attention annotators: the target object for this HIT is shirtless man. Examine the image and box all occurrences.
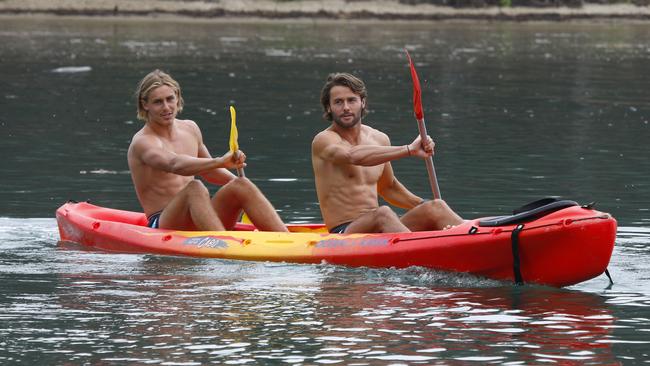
[127,69,287,232]
[311,73,463,234]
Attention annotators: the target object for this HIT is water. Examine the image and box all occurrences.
[1,16,649,364]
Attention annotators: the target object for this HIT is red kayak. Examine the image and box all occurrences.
[56,199,616,287]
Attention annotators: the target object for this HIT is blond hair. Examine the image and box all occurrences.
[135,69,184,122]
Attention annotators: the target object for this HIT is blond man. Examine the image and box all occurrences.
[128,69,287,231]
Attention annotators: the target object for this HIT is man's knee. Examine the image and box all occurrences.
[425,199,448,212]
[376,205,399,222]
[185,179,210,198]
[225,177,257,194]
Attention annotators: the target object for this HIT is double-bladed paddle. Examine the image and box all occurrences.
[405,49,442,200]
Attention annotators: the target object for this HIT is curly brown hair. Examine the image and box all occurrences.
[320,73,368,121]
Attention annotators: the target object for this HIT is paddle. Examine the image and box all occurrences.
[229,105,245,178]
[229,106,253,225]
[405,49,442,200]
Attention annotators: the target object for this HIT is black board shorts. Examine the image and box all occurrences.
[329,221,351,234]
[147,211,162,229]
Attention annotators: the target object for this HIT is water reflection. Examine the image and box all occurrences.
[314,280,618,364]
[2,15,650,364]
[1,260,622,364]
[1,218,649,363]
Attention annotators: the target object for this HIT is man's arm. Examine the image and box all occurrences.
[197,143,238,186]
[189,119,239,185]
[377,133,437,208]
[377,162,423,210]
[314,130,434,167]
[376,133,437,208]
[133,135,242,177]
[312,130,411,166]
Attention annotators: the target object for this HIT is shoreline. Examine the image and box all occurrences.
[2,0,650,21]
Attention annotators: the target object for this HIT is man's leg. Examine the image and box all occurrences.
[212,177,288,232]
[343,206,410,234]
[158,180,225,231]
[400,199,463,232]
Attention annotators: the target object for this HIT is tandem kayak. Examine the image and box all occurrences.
[56,199,616,287]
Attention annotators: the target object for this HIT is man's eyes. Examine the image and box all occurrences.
[334,99,358,105]
[152,96,175,104]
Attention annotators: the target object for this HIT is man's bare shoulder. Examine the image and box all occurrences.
[361,124,390,145]
[175,118,199,129]
[312,128,342,149]
[130,126,156,145]
[313,128,341,141]
[128,127,161,159]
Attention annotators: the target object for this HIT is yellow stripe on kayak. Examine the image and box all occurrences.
[168,230,373,260]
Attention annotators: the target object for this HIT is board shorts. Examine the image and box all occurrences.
[329,221,351,234]
[147,211,162,229]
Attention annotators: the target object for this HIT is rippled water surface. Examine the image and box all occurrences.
[1,17,649,364]
[1,219,649,364]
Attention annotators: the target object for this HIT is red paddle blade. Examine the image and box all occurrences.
[405,49,424,120]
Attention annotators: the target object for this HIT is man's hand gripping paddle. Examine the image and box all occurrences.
[229,105,245,178]
[405,49,442,200]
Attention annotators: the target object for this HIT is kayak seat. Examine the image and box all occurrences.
[478,198,579,227]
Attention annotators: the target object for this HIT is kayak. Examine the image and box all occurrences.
[56,199,616,287]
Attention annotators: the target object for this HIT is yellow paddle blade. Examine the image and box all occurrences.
[241,212,252,224]
[229,105,239,153]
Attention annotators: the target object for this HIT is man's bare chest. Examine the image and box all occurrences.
[161,135,199,156]
[342,163,383,185]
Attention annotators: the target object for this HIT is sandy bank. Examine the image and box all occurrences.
[1,0,650,21]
